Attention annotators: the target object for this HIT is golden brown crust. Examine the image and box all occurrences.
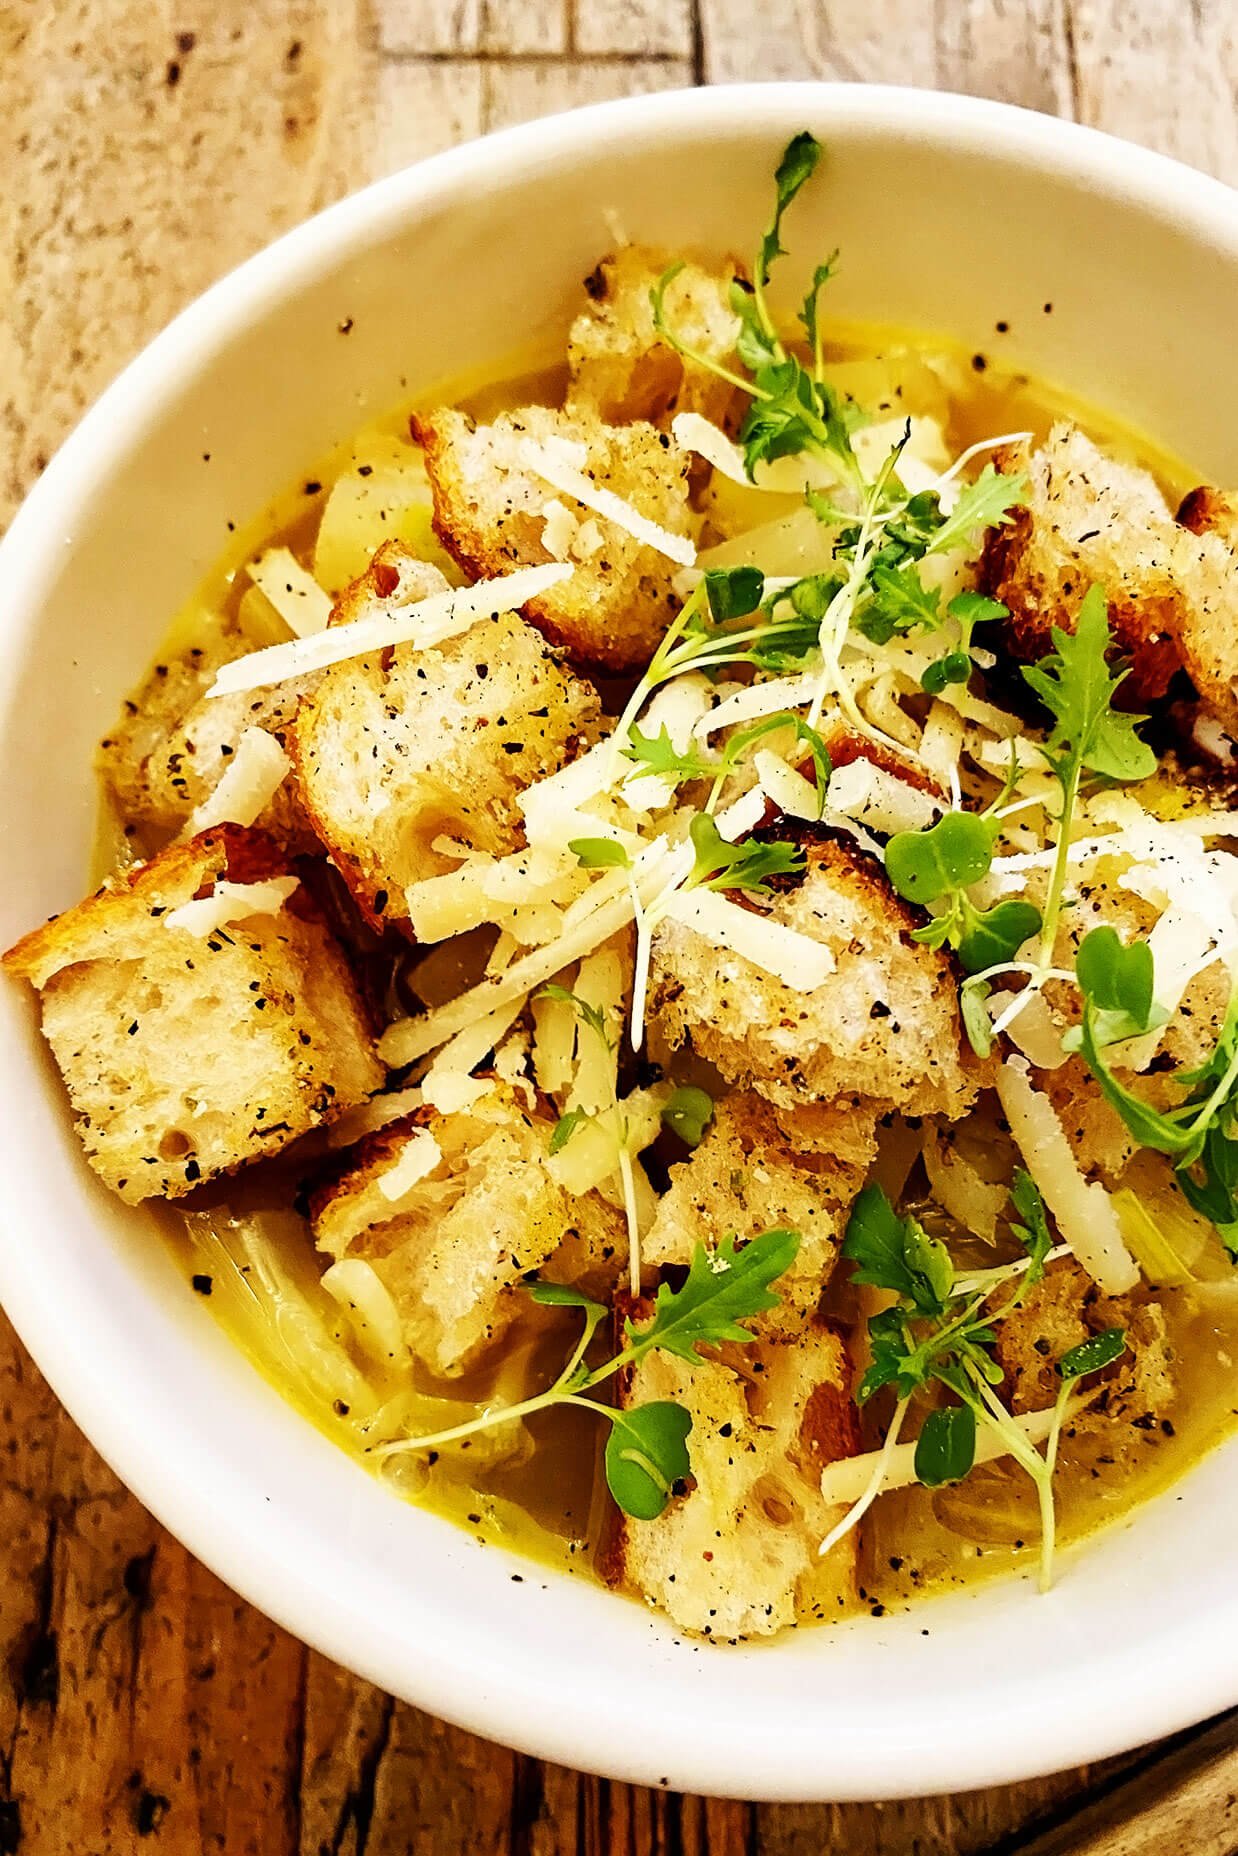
[977,430,1187,705]
[1177,485,1238,546]
[411,404,696,674]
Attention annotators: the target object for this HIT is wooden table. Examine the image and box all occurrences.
[3,4,1237,1850]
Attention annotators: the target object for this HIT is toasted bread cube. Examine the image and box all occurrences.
[309,1089,625,1375]
[567,246,744,430]
[1172,485,1238,729]
[979,423,1221,704]
[995,1259,1174,1440]
[292,542,600,928]
[600,1315,860,1639]
[98,622,314,851]
[645,1093,878,1327]
[650,836,980,1118]
[412,404,697,672]
[1178,486,1238,547]
[3,826,382,1202]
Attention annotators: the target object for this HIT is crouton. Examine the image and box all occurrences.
[97,623,315,852]
[978,423,1227,704]
[995,1257,1174,1430]
[412,404,697,672]
[993,1259,1092,1411]
[291,541,600,929]
[1178,485,1238,547]
[650,834,981,1118]
[566,246,744,431]
[3,826,382,1202]
[309,1088,625,1375]
[600,1314,860,1639]
[644,1092,879,1327]
[1172,485,1238,729]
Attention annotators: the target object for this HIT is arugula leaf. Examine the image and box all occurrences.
[660,1085,715,1147]
[914,1403,977,1488]
[758,131,822,285]
[1008,1169,1053,1285]
[623,724,716,784]
[925,466,1027,557]
[861,562,942,642]
[626,1227,802,1364]
[842,1185,953,1316]
[1021,585,1156,784]
[1059,1327,1127,1381]
[730,278,782,373]
[603,1401,693,1520]
[799,253,839,374]
[686,813,805,895]
[536,982,614,1050]
[569,837,631,870]
[549,1107,591,1155]
[726,711,832,811]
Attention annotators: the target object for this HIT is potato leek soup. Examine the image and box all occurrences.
[8,135,1238,1641]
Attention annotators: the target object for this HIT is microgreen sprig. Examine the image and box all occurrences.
[375,1228,801,1521]
[831,1177,1121,1588]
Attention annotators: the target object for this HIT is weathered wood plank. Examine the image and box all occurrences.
[481,55,694,127]
[1067,0,1238,182]
[574,0,694,58]
[699,0,1073,110]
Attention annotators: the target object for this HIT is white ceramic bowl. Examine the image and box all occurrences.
[1,85,1236,1802]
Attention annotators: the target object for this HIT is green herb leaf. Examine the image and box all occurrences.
[758,131,822,285]
[860,562,942,642]
[603,1401,693,1520]
[568,837,631,870]
[960,977,995,1058]
[914,1403,977,1487]
[623,724,716,784]
[925,465,1027,557]
[1058,1327,1127,1381]
[626,1227,802,1365]
[703,564,765,622]
[843,1185,953,1316]
[886,811,994,907]
[1021,585,1156,783]
[1071,925,1160,1044]
[1009,1169,1053,1284]
[660,1085,715,1147]
[549,1107,591,1155]
[536,982,614,1049]
[686,813,805,895]
[524,1280,607,1320]
[956,898,1042,974]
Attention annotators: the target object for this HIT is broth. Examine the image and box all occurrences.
[98,326,1238,1621]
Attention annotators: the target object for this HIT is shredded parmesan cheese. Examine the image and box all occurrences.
[661,888,835,990]
[321,1258,410,1367]
[246,547,332,637]
[207,563,573,698]
[188,727,291,833]
[163,875,299,936]
[996,1056,1140,1294]
[519,435,697,568]
[821,1404,1058,1506]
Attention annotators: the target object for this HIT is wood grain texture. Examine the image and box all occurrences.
[1,2,1236,1851]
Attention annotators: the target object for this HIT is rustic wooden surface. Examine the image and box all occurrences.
[2,3,1237,1850]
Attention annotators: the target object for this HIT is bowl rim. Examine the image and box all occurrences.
[2,81,1237,1802]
